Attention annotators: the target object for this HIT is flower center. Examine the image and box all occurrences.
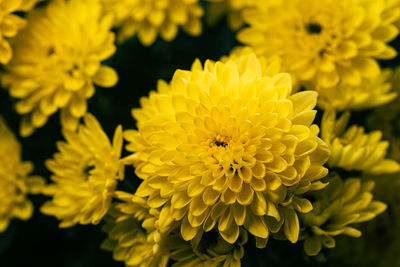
[212,135,231,149]
[305,22,322,34]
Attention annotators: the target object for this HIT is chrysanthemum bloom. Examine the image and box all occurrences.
[0,0,41,64]
[321,110,400,174]
[1,0,118,136]
[41,114,123,227]
[318,68,398,111]
[124,53,330,246]
[206,0,268,31]
[237,0,400,90]
[101,0,203,46]
[101,192,170,267]
[0,116,44,232]
[169,229,247,267]
[300,176,386,256]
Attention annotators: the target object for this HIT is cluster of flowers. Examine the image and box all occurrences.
[1,0,400,266]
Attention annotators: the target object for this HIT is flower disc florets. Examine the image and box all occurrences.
[125,53,330,245]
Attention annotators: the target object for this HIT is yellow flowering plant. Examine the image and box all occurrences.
[0,0,399,266]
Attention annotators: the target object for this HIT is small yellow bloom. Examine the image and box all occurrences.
[0,116,44,232]
[101,192,170,267]
[41,114,123,227]
[318,68,398,111]
[124,53,330,246]
[102,0,203,46]
[1,0,118,136]
[300,176,386,256]
[321,110,400,174]
[237,0,400,90]
[0,0,40,64]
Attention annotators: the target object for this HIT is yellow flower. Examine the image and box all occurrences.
[0,0,40,64]
[321,109,400,174]
[101,192,170,267]
[102,0,203,46]
[206,0,268,31]
[124,53,330,246]
[237,0,400,89]
[300,176,387,256]
[1,0,118,136]
[318,67,398,111]
[0,116,44,232]
[41,114,123,227]
[169,229,247,267]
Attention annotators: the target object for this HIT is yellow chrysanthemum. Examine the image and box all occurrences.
[321,110,400,174]
[0,0,41,64]
[237,0,400,89]
[318,67,398,111]
[0,116,44,232]
[41,114,123,227]
[300,176,386,256]
[169,229,247,267]
[124,53,330,246]
[206,0,268,31]
[102,0,203,46]
[101,192,170,267]
[1,0,118,136]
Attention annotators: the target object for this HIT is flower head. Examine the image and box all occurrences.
[322,110,400,174]
[124,53,330,245]
[1,0,118,136]
[237,0,400,89]
[318,68,398,111]
[102,0,203,46]
[0,0,40,64]
[300,176,386,256]
[41,114,123,227]
[0,116,44,232]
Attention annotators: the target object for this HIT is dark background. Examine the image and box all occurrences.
[0,3,399,266]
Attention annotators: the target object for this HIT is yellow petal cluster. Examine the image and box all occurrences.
[102,0,203,46]
[206,0,268,31]
[101,191,246,267]
[124,52,330,246]
[1,0,118,136]
[170,229,247,267]
[101,192,170,267]
[318,68,398,111]
[300,176,386,256]
[237,0,400,90]
[0,116,44,232]
[41,114,123,227]
[321,110,400,174]
[0,0,40,64]
[367,67,400,162]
